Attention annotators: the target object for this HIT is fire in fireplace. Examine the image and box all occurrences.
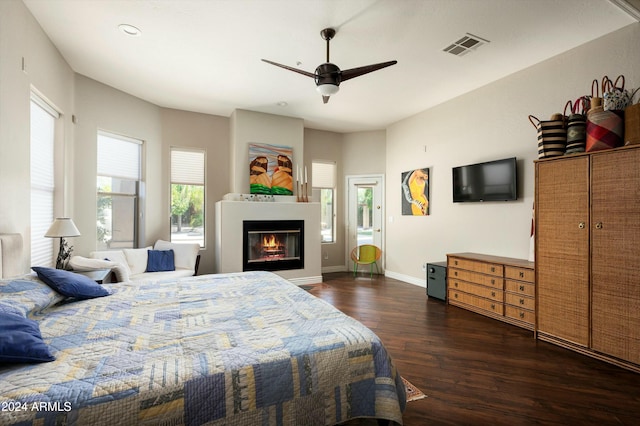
[243,220,304,271]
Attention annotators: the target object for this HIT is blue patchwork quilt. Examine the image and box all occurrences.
[0,271,405,425]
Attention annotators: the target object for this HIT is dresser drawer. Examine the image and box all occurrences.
[448,257,503,276]
[449,289,504,315]
[505,305,535,325]
[505,280,535,297]
[448,268,503,289]
[505,266,535,283]
[505,292,535,311]
[448,279,503,302]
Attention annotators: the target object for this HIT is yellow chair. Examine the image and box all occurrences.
[350,244,381,277]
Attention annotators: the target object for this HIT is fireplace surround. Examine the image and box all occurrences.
[215,198,321,284]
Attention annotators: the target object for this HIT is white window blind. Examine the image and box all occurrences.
[97,132,141,180]
[30,95,58,267]
[171,149,205,185]
[312,161,336,188]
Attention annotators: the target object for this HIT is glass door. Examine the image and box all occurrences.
[347,175,384,272]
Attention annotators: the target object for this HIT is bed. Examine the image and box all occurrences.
[0,234,405,425]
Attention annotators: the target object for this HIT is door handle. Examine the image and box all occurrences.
[375,229,381,232]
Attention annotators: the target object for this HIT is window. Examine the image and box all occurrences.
[30,94,58,266]
[97,131,141,250]
[170,148,205,247]
[312,161,336,243]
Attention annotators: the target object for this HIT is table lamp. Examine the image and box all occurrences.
[45,218,81,269]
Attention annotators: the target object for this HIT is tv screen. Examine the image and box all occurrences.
[452,157,517,202]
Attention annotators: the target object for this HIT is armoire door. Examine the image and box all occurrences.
[535,156,590,346]
[590,148,640,364]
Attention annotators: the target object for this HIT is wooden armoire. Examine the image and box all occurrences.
[535,145,640,372]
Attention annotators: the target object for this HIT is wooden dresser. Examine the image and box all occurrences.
[447,252,535,331]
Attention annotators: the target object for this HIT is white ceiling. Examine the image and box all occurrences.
[23,0,638,133]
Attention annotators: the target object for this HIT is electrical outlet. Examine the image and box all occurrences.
[421,263,427,271]
[323,252,329,260]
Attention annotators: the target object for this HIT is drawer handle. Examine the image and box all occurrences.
[454,271,458,276]
[454,281,458,287]
[454,260,458,266]
[491,266,495,273]
[519,298,525,305]
[491,279,495,285]
[519,285,525,291]
[491,304,495,310]
[454,293,458,299]
[519,312,525,319]
[519,271,524,278]
[491,291,496,297]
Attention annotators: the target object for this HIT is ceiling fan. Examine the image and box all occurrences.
[262,28,397,104]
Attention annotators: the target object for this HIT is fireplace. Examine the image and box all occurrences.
[243,220,304,271]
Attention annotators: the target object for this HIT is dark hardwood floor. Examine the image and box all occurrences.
[308,272,640,426]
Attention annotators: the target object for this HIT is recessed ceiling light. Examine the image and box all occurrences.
[118,24,141,37]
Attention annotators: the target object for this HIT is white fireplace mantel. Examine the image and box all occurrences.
[214,198,322,284]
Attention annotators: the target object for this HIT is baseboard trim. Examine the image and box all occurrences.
[321,265,348,274]
[289,276,323,285]
[384,270,426,288]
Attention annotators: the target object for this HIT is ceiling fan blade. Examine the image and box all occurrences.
[322,95,330,104]
[340,60,398,82]
[261,59,316,78]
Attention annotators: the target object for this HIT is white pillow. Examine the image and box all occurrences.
[90,250,132,277]
[154,240,200,272]
[123,247,152,275]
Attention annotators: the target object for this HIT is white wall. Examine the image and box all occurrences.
[230,109,304,195]
[2,0,637,281]
[303,129,387,272]
[304,128,344,270]
[73,75,163,257]
[385,23,640,285]
[0,0,74,270]
[160,108,230,274]
[342,130,386,176]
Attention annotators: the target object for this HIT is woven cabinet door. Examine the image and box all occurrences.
[590,148,640,364]
[535,157,590,346]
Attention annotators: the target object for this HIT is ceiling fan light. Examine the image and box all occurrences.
[317,84,339,96]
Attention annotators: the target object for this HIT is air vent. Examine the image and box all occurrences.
[443,33,490,56]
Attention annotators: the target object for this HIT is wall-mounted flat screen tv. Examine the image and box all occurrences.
[452,157,517,202]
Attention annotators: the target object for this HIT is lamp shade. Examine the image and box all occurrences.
[45,218,81,238]
[316,84,339,96]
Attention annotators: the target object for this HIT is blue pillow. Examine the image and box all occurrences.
[0,310,55,363]
[146,249,175,272]
[31,267,111,300]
